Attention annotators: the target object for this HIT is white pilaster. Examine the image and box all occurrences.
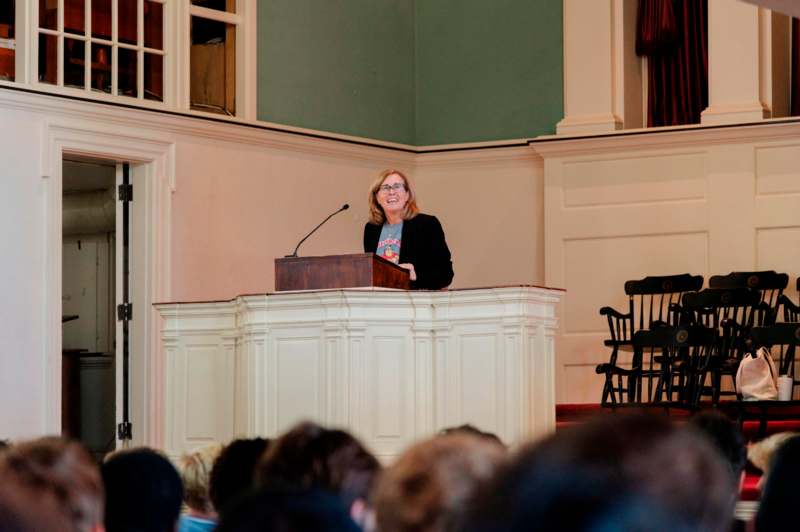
[702,1,789,124]
[558,0,642,135]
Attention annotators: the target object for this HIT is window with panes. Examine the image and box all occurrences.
[0,0,14,81]
[37,0,164,101]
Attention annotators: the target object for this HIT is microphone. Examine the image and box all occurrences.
[286,204,350,258]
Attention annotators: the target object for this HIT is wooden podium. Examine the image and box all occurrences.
[275,253,410,291]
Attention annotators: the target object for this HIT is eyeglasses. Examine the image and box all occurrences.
[378,183,406,193]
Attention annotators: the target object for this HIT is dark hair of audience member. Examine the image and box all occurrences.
[216,487,362,532]
[0,436,104,532]
[102,447,183,532]
[0,482,64,532]
[463,413,735,532]
[374,432,506,532]
[208,438,270,518]
[255,421,381,515]
[755,435,800,532]
[688,411,747,481]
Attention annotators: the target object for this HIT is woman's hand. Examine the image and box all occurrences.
[399,263,417,281]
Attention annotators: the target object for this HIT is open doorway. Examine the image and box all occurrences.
[61,157,130,458]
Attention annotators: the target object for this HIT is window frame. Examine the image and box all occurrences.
[31,0,168,102]
[8,0,255,120]
[179,0,255,120]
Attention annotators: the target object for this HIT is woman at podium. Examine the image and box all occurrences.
[363,169,454,290]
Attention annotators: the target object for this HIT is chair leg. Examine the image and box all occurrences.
[601,375,610,405]
[712,371,721,404]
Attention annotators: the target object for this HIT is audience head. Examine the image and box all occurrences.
[755,435,800,532]
[688,411,747,482]
[209,438,270,518]
[255,421,380,525]
[464,413,735,532]
[102,447,183,532]
[0,436,104,532]
[216,487,362,532]
[373,431,506,532]
[748,431,797,481]
[438,424,504,447]
[0,482,64,532]
[178,443,222,515]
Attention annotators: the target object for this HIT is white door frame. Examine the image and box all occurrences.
[42,120,175,448]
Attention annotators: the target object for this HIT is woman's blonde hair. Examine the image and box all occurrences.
[368,169,420,225]
[179,443,223,513]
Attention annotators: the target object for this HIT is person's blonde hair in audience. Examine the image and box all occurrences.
[748,431,797,477]
[0,436,104,532]
[179,443,223,514]
[373,431,506,532]
[755,435,800,532]
[177,443,223,532]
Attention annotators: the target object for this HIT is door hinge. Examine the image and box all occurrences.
[118,184,133,202]
[117,422,133,440]
[117,303,133,321]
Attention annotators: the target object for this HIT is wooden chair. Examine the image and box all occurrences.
[777,277,800,323]
[726,322,800,435]
[631,325,717,408]
[750,323,800,398]
[709,270,789,325]
[681,288,764,403]
[596,273,703,405]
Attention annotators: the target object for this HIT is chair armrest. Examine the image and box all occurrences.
[599,306,630,319]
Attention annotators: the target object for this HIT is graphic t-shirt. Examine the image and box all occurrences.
[376,221,403,264]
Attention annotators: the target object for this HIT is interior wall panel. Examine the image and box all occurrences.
[756,144,800,195]
[563,232,709,334]
[458,334,500,434]
[562,152,706,207]
[372,337,406,439]
[757,227,800,302]
[275,337,322,432]
[184,345,223,441]
[542,128,800,404]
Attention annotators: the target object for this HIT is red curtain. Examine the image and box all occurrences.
[792,18,800,117]
[637,0,708,127]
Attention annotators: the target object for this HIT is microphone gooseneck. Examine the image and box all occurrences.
[286,204,350,258]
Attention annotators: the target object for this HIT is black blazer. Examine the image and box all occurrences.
[363,213,454,290]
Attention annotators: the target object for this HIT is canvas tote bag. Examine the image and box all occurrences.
[736,346,778,401]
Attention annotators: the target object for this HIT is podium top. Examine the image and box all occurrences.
[275,253,410,292]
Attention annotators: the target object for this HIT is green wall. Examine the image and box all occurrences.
[257,1,563,146]
[415,0,563,145]
[257,0,416,145]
